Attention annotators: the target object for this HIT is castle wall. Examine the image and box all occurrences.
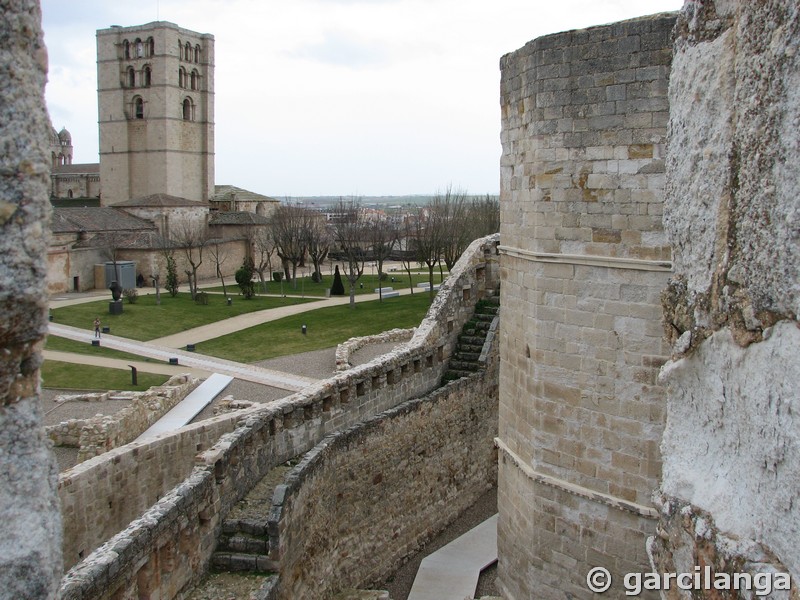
[270,368,498,599]
[57,235,499,599]
[652,0,800,591]
[497,13,675,599]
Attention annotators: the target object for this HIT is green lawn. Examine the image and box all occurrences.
[205,271,445,298]
[50,292,317,341]
[41,361,169,391]
[45,335,160,363]
[197,293,432,363]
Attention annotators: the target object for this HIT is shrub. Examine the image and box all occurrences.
[272,271,283,283]
[123,288,138,304]
[331,265,345,296]
[236,258,256,299]
[311,270,323,283]
[165,255,179,297]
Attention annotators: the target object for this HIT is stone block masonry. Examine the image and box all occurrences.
[498,12,676,600]
[270,367,499,599]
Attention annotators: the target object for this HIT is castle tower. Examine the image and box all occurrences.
[96,22,214,206]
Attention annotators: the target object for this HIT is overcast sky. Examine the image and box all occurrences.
[42,0,681,197]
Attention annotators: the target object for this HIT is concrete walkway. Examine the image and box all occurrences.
[407,514,498,600]
[42,350,213,378]
[47,323,318,392]
[135,373,233,442]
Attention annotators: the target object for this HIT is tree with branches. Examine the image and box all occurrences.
[331,197,367,309]
[413,202,444,302]
[367,215,398,301]
[435,185,470,271]
[251,226,276,293]
[303,211,330,284]
[271,202,306,288]
[173,221,209,300]
[208,238,229,297]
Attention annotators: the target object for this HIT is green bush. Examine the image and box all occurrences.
[236,258,256,299]
[123,288,138,304]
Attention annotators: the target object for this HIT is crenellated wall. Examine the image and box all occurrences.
[57,234,500,600]
[653,0,800,592]
[498,12,676,599]
[269,366,499,599]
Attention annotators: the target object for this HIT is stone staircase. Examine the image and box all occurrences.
[210,463,291,574]
[442,290,500,383]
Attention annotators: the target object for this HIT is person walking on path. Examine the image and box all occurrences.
[93,317,101,339]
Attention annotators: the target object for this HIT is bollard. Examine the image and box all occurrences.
[227,297,232,306]
[169,357,179,365]
[91,339,100,347]
[187,344,196,352]
[301,324,307,335]
[128,365,138,386]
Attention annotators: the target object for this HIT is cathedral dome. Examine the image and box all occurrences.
[58,127,72,144]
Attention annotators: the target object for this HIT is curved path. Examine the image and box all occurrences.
[47,323,317,392]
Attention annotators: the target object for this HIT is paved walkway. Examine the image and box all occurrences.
[407,514,498,600]
[47,323,318,392]
[135,373,233,442]
[42,350,213,378]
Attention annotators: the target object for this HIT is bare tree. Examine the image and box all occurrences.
[466,194,500,240]
[397,210,418,295]
[208,238,229,297]
[303,211,330,284]
[251,226,276,293]
[99,230,129,289]
[272,202,306,288]
[367,215,398,301]
[435,185,470,271]
[413,202,444,302]
[330,197,367,308]
[173,221,209,300]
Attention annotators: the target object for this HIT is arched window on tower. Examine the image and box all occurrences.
[182,97,194,121]
[134,97,144,119]
[195,44,201,63]
[135,38,144,58]
[123,40,130,59]
[178,67,184,88]
[67,189,73,199]
[127,66,136,87]
[190,70,198,90]
[147,37,154,57]
[185,42,192,62]
[143,65,152,87]
[178,40,183,60]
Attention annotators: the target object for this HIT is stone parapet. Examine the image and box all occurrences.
[335,327,415,371]
[269,368,499,599]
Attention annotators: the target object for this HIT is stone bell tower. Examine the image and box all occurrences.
[96,21,214,206]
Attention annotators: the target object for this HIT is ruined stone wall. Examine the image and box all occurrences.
[58,235,500,599]
[653,0,800,591]
[335,327,415,371]
[497,13,676,599]
[270,367,498,599]
[0,1,63,596]
[45,374,198,461]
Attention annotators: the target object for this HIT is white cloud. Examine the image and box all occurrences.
[41,0,683,195]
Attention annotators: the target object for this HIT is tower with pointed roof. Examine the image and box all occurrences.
[96,22,214,206]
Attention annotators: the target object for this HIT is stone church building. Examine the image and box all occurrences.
[47,21,278,293]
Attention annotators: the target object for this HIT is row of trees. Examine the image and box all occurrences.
[103,188,499,308]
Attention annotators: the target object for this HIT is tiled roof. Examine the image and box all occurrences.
[209,211,271,226]
[114,193,208,208]
[51,207,156,234]
[213,185,279,204]
[52,163,100,175]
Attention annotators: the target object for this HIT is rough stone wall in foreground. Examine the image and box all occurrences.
[0,0,63,596]
[653,0,800,591]
[498,13,676,599]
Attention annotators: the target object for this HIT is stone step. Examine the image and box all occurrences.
[458,334,486,346]
[211,551,277,574]
[473,313,495,322]
[449,360,481,371]
[442,369,476,381]
[222,518,269,537]
[455,343,484,354]
[453,351,481,362]
[218,532,270,554]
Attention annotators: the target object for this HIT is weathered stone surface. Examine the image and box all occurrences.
[0,0,63,596]
[656,0,800,592]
